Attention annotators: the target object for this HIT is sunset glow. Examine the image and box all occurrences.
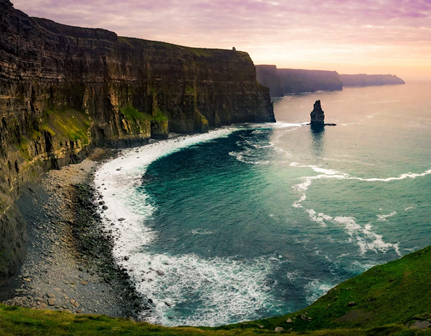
[12,0,431,81]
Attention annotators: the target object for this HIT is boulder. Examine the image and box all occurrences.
[410,320,431,329]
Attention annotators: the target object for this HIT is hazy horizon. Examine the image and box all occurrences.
[12,0,431,81]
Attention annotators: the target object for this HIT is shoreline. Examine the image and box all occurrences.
[0,127,252,323]
[0,125,267,323]
[0,148,148,318]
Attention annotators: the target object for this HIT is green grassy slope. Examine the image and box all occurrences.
[223,245,431,333]
[3,246,431,335]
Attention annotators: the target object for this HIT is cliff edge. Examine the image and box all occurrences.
[0,0,274,280]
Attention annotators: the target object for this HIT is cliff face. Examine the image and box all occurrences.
[278,69,343,94]
[255,65,284,98]
[0,0,274,280]
[255,65,343,97]
[340,74,406,87]
[256,65,406,97]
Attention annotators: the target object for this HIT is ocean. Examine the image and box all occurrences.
[94,82,431,327]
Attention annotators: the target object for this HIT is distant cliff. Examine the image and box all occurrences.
[278,68,343,94]
[0,0,274,279]
[256,65,405,97]
[256,65,342,97]
[340,74,405,87]
[255,65,284,97]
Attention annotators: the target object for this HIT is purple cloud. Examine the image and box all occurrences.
[11,0,431,80]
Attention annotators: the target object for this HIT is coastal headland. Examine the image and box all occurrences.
[0,0,274,288]
[1,0,431,335]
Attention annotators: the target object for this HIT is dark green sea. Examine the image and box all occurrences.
[95,82,431,326]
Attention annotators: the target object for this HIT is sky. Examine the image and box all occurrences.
[12,0,431,81]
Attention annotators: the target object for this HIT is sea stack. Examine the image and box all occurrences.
[310,100,325,125]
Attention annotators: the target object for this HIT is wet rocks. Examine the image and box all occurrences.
[1,159,145,320]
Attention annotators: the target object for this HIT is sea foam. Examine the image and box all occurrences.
[94,127,284,326]
[288,162,430,256]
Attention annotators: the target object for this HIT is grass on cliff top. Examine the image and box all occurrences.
[222,245,431,334]
[4,242,431,335]
[3,234,431,335]
[42,108,91,144]
[117,36,251,61]
[0,304,423,336]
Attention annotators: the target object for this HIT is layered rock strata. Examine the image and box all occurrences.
[0,0,274,280]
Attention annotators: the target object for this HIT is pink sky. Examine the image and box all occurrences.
[12,0,431,81]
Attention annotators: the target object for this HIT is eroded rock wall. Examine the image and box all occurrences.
[0,0,274,279]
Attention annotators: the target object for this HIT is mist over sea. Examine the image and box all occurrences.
[95,82,431,326]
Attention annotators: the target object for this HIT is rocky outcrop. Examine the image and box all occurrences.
[255,65,284,98]
[310,100,325,125]
[0,0,274,280]
[340,74,405,87]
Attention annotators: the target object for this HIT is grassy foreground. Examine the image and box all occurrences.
[3,246,431,335]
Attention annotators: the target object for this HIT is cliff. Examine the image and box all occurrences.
[0,0,274,280]
[278,68,343,94]
[255,65,343,97]
[340,74,406,87]
[256,66,406,97]
[255,65,284,98]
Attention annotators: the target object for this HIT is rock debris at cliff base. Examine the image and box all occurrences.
[1,151,146,319]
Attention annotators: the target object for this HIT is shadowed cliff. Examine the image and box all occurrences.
[340,74,406,87]
[256,65,405,98]
[0,0,274,280]
[256,65,343,97]
[278,68,343,94]
[255,65,284,97]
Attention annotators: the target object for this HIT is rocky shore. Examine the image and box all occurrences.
[0,149,146,319]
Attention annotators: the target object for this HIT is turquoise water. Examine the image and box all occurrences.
[95,82,431,326]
